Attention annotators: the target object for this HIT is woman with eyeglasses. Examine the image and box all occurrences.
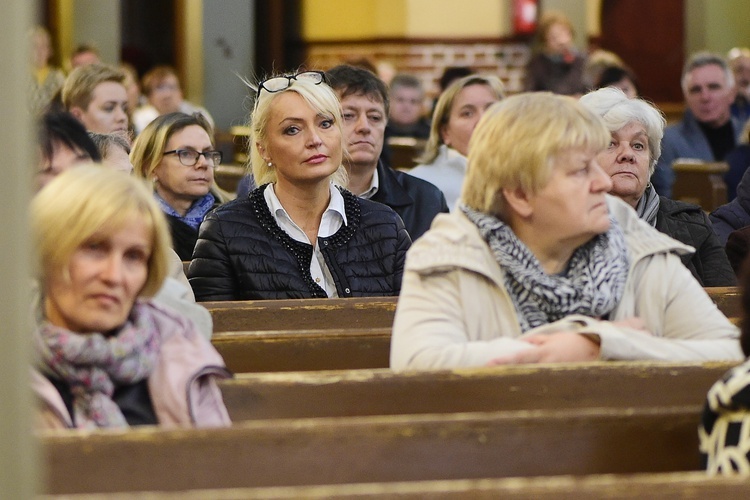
[131,112,228,261]
[188,71,411,301]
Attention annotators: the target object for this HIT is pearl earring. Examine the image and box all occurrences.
[267,161,273,167]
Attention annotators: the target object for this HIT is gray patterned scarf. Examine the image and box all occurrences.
[461,205,630,332]
[635,184,660,227]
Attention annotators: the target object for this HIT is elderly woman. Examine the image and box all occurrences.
[31,166,230,429]
[131,112,227,261]
[408,74,505,210]
[188,71,410,301]
[390,92,741,371]
[580,87,735,286]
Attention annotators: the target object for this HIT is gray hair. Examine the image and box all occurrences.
[390,73,424,92]
[681,51,735,92]
[88,131,131,157]
[579,87,666,174]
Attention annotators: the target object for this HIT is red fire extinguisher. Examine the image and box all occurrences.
[513,0,538,35]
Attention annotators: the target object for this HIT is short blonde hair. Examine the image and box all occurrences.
[62,63,126,111]
[419,74,505,164]
[31,165,171,298]
[462,92,610,217]
[131,112,214,180]
[249,76,348,186]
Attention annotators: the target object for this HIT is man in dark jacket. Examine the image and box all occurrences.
[711,165,750,245]
[326,65,448,240]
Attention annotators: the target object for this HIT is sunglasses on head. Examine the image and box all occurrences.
[254,71,327,107]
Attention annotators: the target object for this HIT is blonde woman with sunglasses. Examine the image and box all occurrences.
[188,71,411,301]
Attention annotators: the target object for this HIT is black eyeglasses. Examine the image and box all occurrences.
[163,149,223,167]
[256,71,327,99]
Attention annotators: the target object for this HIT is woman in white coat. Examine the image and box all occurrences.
[391,92,742,371]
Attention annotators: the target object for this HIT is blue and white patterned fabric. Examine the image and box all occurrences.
[155,192,216,230]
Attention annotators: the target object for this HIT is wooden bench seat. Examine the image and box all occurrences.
[219,361,736,421]
[212,328,391,372]
[42,405,703,494]
[40,471,750,499]
[203,287,740,334]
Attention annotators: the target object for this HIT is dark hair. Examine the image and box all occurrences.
[325,64,390,115]
[439,66,474,91]
[596,65,639,93]
[39,111,101,163]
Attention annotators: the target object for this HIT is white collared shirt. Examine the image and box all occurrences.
[264,183,347,297]
[355,168,380,200]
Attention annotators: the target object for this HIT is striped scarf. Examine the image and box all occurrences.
[461,205,630,332]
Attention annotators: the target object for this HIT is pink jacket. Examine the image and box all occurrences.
[32,301,232,429]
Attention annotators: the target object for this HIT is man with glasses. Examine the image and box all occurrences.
[325,65,448,240]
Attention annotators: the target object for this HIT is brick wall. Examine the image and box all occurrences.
[305,40,531,98]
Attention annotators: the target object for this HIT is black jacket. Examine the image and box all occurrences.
[370,161,448,240]
[188,185,411,301]
[656,197,736,286]
[164,196,223,261]
[711,162,750,245]
[167,216,202,262]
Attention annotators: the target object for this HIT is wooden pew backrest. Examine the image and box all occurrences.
[204,296,398,332]
[41,471,750,499]
[220,361,737,420]
[213,328,391,372]
[43,406,702,494]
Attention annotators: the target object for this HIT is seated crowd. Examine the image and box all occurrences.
[25,27,750,478]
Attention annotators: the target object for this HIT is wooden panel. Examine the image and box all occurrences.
[42,406,702,494]
[43,472,750,499]
[213,328,391,372]
[204,296,398,332]
[672,161,729,211]
[598,0,684,102]
[220,361,736,420]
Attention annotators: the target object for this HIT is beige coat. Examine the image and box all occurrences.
[390,195,742,370]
